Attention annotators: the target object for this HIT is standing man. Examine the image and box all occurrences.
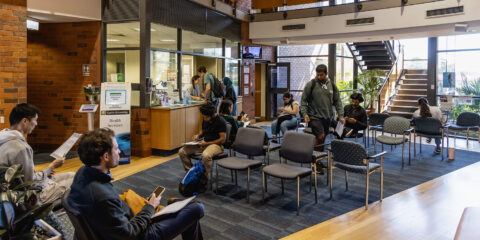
[197,66,218,108]
[0,103,74,204]
[300,64,344,151]
[68,128,205,239]
[179,102,226,185]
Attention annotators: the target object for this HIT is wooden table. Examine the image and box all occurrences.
[282,161,480,240]
[151,104,202,151]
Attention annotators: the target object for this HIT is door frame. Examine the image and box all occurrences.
[266,62,290,121]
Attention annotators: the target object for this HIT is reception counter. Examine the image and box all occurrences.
[151,103,202,151]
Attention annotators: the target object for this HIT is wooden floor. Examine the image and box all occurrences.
[282,161,480,240]
[34,155,177,182]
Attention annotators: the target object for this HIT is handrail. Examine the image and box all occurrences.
[377,44,404,112]
[384,40,396,63]
[345,43,365,73]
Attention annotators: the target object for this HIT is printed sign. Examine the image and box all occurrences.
[82,64,90,77]
[100,82,131,165]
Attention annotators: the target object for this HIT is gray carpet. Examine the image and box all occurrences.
[109,138,479,240]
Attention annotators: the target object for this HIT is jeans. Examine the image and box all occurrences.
[434,137,441,146]
[144,201,204,240]
[271,117,298,135]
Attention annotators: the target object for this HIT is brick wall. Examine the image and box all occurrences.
[236,0,251,13]
[131,108,152,157]
[240,21,275,119]
[0,0,27,129]
[27,22,101,150]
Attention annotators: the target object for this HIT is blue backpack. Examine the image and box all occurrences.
[179,161,207,197]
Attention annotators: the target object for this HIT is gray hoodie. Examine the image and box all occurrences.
[0,129,52,183]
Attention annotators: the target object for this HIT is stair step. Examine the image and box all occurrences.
[358,50,389,56]
[401,84,427,89]
[361,56,391,61]
[406,69,427,74]
[393,100,418,103]
[355,46,387,51]
[404,74,427,79]
[352,41,384,46]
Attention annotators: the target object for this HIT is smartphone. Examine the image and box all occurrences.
[153,186,165,197]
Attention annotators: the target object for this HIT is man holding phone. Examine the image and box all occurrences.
[300,64,344,152]
[68,128,204,239]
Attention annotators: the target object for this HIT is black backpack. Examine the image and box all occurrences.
[210,74,225,98]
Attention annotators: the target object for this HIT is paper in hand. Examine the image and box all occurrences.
[183,141,201,146]
[335,121,344,138]
[50,133,82,159]
[151,196,196,219]
[243,121,251,128]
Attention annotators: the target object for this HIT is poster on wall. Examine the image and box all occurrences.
[100,82,131,165]
[443,72,455,88]
[167,70,177,81]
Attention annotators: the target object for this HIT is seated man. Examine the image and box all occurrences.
[179,102,226,183]
[68,128,204,240]
[335,93,368,138]
[0,103,74,204]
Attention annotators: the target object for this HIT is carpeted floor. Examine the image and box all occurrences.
[110,135,479,240]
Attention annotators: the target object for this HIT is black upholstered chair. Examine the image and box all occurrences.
[367,113,390,147]
[62,189,101,240]
[413,117,445,160]
[375,116,412,168]
[215,127,264,202]
[329,140,387,209]
[445,112,480,146]
[262,132,317,215]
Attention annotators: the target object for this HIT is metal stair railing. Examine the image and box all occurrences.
[377,42,404,113]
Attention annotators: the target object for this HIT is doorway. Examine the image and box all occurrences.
[266,62,290,121]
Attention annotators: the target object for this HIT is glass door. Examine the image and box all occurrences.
[266,62,290,120]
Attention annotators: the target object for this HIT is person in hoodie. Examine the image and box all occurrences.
[0,103,74,204]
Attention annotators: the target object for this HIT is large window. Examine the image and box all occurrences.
[400,38,428,69]
[151,23,177,50]
[225,59,240,94]
[106,22,140,48]
[182,30,223,57]
[437,33,480,121]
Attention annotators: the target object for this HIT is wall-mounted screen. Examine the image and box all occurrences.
[242,46,262,59]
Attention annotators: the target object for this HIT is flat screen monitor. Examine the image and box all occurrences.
[242,46,262,59]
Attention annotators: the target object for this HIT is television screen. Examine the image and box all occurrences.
[242,46,262,59]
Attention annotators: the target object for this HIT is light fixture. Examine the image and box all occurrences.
[160,39,175,42]
[107,39,120,42]
[133,28,156,32]
[27,19,39,31]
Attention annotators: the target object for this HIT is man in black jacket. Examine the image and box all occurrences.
[67,128,204,240]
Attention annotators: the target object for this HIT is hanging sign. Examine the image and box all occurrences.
[100,82,131,165]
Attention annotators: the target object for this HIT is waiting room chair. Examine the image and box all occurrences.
[328,140,386,209]
[215,127,265,202]
[375,116,412,168]
[367,113,390,147]
[62,189,101,240]
[413,117,445,160]
[445,112,480,146]
[262,132,317,215]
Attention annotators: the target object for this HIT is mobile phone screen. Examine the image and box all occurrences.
[153,186,165,197]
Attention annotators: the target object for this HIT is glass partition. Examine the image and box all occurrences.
[226,40,239,58]
[151,23,178,50]
[106,22,140,48]
[399,38,428,69]
[106,50,140,106]
[225,59,239,95]
[151,50,178,90]
[182,30,222,57]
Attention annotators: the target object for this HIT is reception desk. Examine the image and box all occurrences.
[151,104,202,151]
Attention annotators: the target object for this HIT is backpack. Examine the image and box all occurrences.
[179,161,207,197]
[210,73,225,98]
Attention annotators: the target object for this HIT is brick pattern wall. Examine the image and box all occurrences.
[240,21,275,119]
[0,0,27,129]
[236,0,251,13]
[131,108,152,157]
[27,22,101,151]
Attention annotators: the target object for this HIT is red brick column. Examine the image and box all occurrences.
[0,0,27,129]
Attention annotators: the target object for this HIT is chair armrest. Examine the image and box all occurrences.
[405,128,414,133]
[368,151,387,159]
[314,142,331,148]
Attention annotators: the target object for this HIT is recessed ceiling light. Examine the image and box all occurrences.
[133,27,156,32]
[161,39,175,42]
[107,39,120,42]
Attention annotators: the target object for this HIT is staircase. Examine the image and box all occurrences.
[347,41,395,71]
[386,69,428,118]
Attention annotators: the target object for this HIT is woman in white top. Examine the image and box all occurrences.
[413,97,444,154]
[271,92,299,143]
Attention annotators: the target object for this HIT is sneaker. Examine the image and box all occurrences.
[434,147,441,154]
[315,162,326,175]
[345,128,354,138]
[426,138,432,144]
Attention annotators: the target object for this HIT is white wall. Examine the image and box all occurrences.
[27,0,101,21]
[250,0,480,45]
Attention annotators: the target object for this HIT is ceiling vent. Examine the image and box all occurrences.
[346,17,374,26]
[282,24,306,31]
[426,6,464,18]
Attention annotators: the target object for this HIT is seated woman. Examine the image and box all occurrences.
[188,75,202,100]
[223,77,238,116]
[218,100,243,144]
[271,92,299,143]
[412,97,444,154]
[341,92,368,138]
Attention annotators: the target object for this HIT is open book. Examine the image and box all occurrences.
[50,133,82,159]
[183,140,202,146]
[151,196,196,219]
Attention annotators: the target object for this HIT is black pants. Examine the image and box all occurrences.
[309,118,331,136]
[331,120,366,138]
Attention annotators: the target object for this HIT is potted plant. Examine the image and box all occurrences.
[356,69,386,114]
[0,164,61,240]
